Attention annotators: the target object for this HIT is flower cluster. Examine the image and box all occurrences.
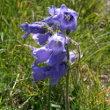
[20,4,78,85]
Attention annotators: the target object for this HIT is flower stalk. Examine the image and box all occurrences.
[65,45,70,110]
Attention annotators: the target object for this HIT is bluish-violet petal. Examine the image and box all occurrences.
[37,32,51,45]
[46,40,65,52]
[48,5,56,16]
[50,63,67,85]
[32,65,51,81]
[27,24,47,33]
[60,4,68,14]
[48,5,61,16]
[32,47,52,63]
[20,23,46,33]
[58,63,67,78]
[72,18,77,30]
[20,22,47,39]
[42,11,60,29]
[60,21,76,32]
[63,56,67,63]
[32,22,46,26]
[42,17,54,26]
[48,66,58,79]
[47,4,67,16]
[58,12,76,31]
[48,52,66,66]
[56,32,70,44]
[60,19,76,31]
[42,16,60,30]
[61,11,78,31]
[32,33,48,45]
[46,33,66,52]
[70,13,78,30]
[32,32,51,45]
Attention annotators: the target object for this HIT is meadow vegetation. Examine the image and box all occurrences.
[0,0,110,109]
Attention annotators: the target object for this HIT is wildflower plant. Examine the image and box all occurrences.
[20,4,79,110]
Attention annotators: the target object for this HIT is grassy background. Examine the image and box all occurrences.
[0,0,110,109]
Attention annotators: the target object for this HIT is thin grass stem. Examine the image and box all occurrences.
[48,80,51,110]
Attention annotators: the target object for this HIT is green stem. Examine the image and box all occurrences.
[65,45,70,110]
[66,71,69,110]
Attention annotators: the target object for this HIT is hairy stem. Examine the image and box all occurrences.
[65,45,70,110]
[77,43,81,82]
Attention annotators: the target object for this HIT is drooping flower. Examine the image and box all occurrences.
[32,63,67,85]
[31,33,69,85]
[20,22,47,39]
[32,33,67,65]
[43,4,78,34]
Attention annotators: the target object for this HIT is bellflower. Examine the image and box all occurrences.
[43,4,78,34]
[32,33,67,65]
[31,33,69,85]
[20,22,47,39]
[32,63,67,85]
